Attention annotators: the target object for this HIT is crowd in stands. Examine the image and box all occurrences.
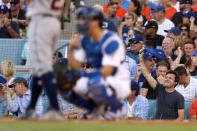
[1,0,197,120]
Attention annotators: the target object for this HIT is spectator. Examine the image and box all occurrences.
[189,98,197,120]
[6,77,43,118]
[165,27,181,40]
[140,52,184,120]
[152,5,175,36]
[174,66,197,101]
[141,61,169,100]
[0,60,15,86]
[118,12,137,45]
[159,0,177,20]
[105,1,122,32]
[103,0,126,19]
[93,4,117,32]
[128,0,145,26]
[144,20,164,48]
[124,80,149,120]
[184,40,196,58]
[126,34,144,64]
[170,36,190,69]
[0,5,20,38]
[0,75,8,117]
[140,0,152,20]
[171,0,180,12]
[172,0,197,27]
[136,51,157,83]
[0,60,16,105]
[179,24,190,38]
[171,40,195,69]
[0,0,10,8]
[161,36,175,64]
[185,51,197,76]
[9,0,28,38]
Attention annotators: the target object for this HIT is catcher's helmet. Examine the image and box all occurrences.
[76,7,104,26]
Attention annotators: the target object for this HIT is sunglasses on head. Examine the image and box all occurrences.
[10,2,18,5]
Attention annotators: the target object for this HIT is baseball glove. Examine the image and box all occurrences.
[53,61,80,91]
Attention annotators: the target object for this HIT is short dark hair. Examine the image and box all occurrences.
[174,66,188,76]
[184,40,196,48]
[108,1,118,6]
[166,70,179,83]
[156,61,170,70]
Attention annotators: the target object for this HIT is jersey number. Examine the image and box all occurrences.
[51,0,62,10]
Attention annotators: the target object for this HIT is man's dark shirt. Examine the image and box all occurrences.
[141,76,157,99]
[9,9,26,29]
[145,35,164,49]
[172,11,197,27]
[0,21,20,38]
[155,83,184,120]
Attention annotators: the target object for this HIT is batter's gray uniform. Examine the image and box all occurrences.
[27,0,65,77]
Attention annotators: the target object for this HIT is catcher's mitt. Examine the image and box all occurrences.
[53,61,80,91]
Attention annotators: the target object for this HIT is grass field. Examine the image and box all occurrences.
[0,119,197,131]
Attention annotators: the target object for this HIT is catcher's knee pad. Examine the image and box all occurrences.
[87,76,122,110]
[53,61,80,91]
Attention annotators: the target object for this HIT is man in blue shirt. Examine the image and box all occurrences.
[124,80,149,120]
[126,34,144,64]
[6,77,43,118]
[0,5,20,38]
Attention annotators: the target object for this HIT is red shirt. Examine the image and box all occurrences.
[192,6,197,12]
[165,6,177,20]
[141,6,152,20]
[189,99,197,118]
[103,5,126,19]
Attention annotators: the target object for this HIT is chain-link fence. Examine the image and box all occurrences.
[59,0,108,40]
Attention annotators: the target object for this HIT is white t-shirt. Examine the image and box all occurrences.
[175,77,197,101]
[157,18,175,36]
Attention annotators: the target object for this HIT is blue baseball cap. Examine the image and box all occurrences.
[141,47,165,60]
[8,77,28,88]
[191,51,197,56]
[0,5,9,12]
[152,5,165,13]
[164,27,181,36]
[129,34,143,44]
